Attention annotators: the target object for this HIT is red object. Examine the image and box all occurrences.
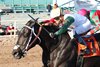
[49,18,56,23]
[90,30,95,34]
[95,10,100,20]
[43,20,50,23]
[6,26,15,33]
[43,18,56,23]
[78,9,88,16]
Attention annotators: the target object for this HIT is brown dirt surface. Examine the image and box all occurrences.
[0,35,43,67]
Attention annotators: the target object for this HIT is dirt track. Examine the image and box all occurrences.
[0,35,42,67]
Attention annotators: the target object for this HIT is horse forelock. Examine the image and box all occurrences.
[26,20,36,27]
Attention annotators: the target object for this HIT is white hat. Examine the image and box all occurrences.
[50,8,61,18]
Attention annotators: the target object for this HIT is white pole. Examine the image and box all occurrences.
[13,21,16,38]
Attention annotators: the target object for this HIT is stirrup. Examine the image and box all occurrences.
[84,48,91,54]
[80,48,90,56]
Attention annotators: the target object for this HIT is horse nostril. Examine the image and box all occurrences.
[13,52,21,59]
[12,50,20,59]
[14,52,19,57]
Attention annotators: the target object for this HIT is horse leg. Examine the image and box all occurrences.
[42,50,50,67]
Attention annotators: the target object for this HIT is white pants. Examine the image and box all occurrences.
[73,19,93,35]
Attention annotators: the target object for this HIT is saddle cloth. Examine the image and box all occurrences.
[77,36,100,58]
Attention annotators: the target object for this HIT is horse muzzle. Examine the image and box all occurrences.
[12,48,26,59]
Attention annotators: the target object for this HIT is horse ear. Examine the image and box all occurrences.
[28,14,36,21]
[36,17,39,21]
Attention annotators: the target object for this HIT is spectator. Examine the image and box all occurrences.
[52,3,58,9]
[47,4,52,13]
[6,23,15,35]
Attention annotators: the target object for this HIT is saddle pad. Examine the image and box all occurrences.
[77,36,100,58]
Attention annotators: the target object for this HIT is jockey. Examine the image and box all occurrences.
[49,8,93,38]
[49,8,94,55]
[78,9,100,35]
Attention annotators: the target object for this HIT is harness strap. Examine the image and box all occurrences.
[24,25,42,51]
[25,30,33,50]
[26,26,42,51]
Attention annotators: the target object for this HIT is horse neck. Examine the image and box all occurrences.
[50,33,71,52]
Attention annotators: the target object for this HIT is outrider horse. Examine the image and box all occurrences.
[12,17,77,67]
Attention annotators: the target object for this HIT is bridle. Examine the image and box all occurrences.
[24,25,42,51]
[13,18,52,55]
[13,20,52,59]
[23,21,51,52]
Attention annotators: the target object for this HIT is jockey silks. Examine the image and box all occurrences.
[54,14,93,36]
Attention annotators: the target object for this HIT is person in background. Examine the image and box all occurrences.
[78,9,100,35]
[47,4,52,15]
[52,3,58,9]
[6,23,15,35]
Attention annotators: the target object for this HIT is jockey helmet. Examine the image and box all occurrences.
[78,9,88,16]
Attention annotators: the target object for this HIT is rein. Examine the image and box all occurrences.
[24,25,42,51]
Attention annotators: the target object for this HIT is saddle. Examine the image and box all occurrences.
[77,35,100,58]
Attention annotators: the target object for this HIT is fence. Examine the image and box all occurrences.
[0,20,27,38]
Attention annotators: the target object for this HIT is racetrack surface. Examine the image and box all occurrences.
[0,35,42,67]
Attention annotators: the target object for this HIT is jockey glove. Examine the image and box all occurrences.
[49,33,57,38]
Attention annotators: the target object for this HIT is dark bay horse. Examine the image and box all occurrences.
[12,17,77,67]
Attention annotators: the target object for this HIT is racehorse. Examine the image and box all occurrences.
[12,17,77,67]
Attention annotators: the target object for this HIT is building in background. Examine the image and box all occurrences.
[53,0,100,12]
[74,0,99,11]
[0,0,52,13]
[0,0,100,13]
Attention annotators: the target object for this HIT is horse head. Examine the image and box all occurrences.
[12,18,41,59]
[12,16,59,67]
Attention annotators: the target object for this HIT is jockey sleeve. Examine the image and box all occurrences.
[89,10,100,34]
[54,16,74,35]
[90,10,99,25]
